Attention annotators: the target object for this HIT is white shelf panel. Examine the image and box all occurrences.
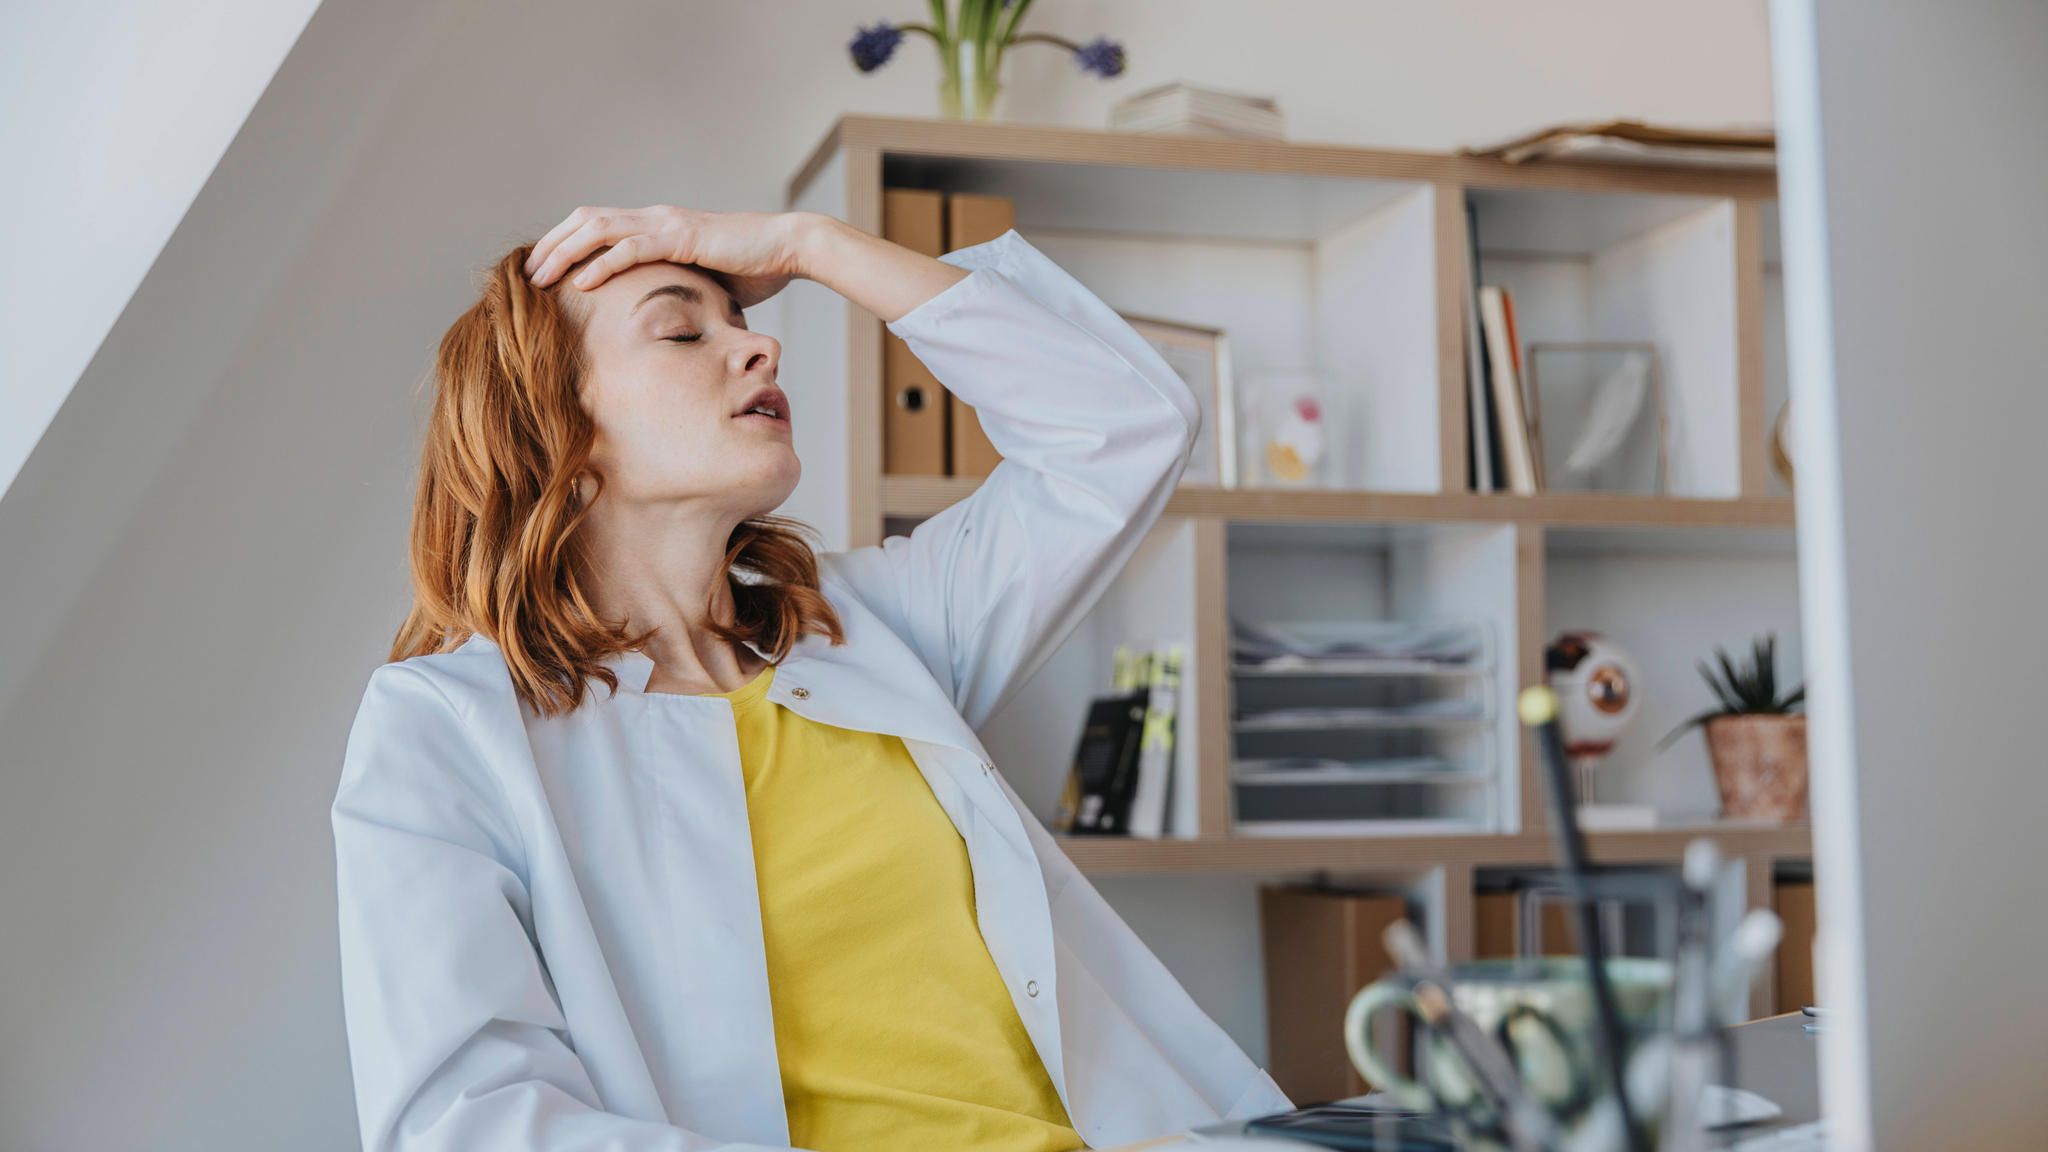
[1233,818,1493,838]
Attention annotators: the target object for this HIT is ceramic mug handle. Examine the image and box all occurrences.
[1343,979,1435,1109]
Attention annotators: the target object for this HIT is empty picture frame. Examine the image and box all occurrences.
[1119,311,1236,488]
[1524,342,1666,495]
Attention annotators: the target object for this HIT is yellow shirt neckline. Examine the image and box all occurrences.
[704,662,775,709]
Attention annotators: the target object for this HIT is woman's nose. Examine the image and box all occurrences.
[735,331,779,376]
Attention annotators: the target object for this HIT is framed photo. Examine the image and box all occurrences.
[1524,341,1665,495]
[1118,312,1236,488]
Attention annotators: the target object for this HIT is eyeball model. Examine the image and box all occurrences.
[1545,630,1639,764]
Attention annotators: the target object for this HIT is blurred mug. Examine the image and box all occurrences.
[1344,956,1672,1130]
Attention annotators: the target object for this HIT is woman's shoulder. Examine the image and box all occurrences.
[345,634,542,777]
[336,639,529,868]
[376,633,515,708]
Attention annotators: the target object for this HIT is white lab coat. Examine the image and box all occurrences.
[332,228,1295,1152]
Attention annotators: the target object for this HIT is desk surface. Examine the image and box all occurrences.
[1111,1013,1822,1150]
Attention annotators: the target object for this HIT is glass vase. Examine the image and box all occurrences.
[940,38,1003,120]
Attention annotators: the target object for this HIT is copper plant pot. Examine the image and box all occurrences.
[1704,714,1809,822]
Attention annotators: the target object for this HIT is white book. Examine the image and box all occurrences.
[1111,83,1285,138]
[1125,646,1182,839]
[1477,286,1538,494]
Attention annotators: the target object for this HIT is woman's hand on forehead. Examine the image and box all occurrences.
[523,204,816,309]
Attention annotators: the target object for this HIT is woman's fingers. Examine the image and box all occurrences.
[523,205,606,279]
[527,208,652,287]
[563,233,659,291]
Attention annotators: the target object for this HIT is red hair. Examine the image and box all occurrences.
[388,243,843,717]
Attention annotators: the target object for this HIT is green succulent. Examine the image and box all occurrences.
[1658,632,1806,750]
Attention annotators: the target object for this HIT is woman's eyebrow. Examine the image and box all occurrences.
[631,282,745,323]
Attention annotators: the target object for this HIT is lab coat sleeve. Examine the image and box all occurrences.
[332,664,807,1152]
[822,228,1199,731]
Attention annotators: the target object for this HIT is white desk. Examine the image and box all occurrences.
[1104,1013,1823,1150]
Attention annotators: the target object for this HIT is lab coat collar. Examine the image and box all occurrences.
[453,624,1027,858]
[586,630,990,760]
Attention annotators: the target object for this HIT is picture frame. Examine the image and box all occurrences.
[1523,341,1666,495]
[1118,312,1236,488]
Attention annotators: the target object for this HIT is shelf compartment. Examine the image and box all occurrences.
[1542,529,1802,816]
[1467,186,1745,499]
[1225,522,1519,836]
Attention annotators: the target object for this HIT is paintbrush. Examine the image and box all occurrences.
[1520,686,1649,1152]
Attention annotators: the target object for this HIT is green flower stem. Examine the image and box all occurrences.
[1005,30,1079,51]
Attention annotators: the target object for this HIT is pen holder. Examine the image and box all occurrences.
[1344,957,1673,1149]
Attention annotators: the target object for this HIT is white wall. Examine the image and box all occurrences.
[0,0,322,500]
[0,2,1775,1147]
[1770,1,2048,1146]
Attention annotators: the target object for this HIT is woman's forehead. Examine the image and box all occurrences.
[595,262,737,321]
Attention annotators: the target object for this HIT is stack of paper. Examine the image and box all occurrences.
[1111,82,1286,139]
[1463,119,1775,170]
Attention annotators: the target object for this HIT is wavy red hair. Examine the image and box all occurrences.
[388,243,843,717]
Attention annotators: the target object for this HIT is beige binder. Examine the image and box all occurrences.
[881,189,948,475]
[944,193,1015,478]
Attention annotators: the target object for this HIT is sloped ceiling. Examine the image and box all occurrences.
[0,0,323,501]
[0,0,466,713]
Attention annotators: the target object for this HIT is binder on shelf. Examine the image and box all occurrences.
[1259,884,1411,1101]
[944,193,1015,478]
[881,188,949,475]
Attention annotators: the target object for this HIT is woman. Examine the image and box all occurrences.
[332,204,1292,1152]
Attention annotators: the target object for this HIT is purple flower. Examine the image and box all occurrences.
[1074,36,1125,78]
[848,22,904,72]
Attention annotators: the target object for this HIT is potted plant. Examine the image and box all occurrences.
[1660,633,1809,822]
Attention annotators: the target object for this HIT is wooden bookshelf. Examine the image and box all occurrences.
[1052,825,1813,876]
[785,114,1808,1015]
[882,476,1796,532]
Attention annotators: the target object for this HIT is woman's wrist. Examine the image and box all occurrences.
[790,212,850,282]
[791,213,972,325]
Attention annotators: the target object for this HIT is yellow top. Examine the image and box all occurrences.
[707,663,1084,1152]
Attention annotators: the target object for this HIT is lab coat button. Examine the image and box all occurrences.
[789,686,810,699]
[982,760,994,775]
[1026,979,1039,997]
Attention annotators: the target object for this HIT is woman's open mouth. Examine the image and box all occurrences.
[733,385,791,428]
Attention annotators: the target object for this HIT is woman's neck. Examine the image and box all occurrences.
[580,499,763,695]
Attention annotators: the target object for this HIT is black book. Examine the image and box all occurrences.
[1059,689,1149,835]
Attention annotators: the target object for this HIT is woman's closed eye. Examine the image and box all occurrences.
[664,332,702,344]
